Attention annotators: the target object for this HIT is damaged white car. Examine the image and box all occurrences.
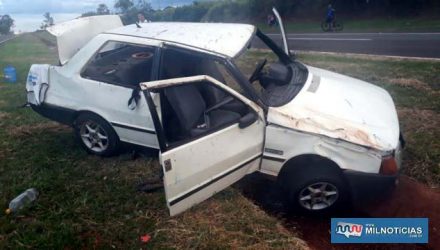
[26,13,403,216]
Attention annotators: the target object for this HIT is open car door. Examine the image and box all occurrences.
[141,75,265,216]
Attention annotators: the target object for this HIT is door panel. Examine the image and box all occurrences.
[161,120,264,216]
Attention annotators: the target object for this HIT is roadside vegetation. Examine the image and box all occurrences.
[78,0,440,33]
[1,32,439,248]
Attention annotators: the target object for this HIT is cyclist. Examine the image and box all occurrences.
[325,4,336,30]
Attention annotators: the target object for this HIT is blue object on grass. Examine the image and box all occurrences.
[3,65,17,83]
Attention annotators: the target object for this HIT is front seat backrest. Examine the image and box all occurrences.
[195,59,227,106]
[164,84,206,134]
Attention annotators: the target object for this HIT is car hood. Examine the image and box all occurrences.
[47,15,123,65]
[267,65,400,151]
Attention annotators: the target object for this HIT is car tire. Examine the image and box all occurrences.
[74,113,120,157]
[283,165,350,215]
[321,21,330,32]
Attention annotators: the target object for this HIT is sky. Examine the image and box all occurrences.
[0,0,194,14]
[0,0,194,32]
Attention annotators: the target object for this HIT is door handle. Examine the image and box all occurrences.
[164,159,172,172]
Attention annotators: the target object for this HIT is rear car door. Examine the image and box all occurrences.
[142,76,266,216]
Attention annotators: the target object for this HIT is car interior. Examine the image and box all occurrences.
[157,48,253,144]
[81,42,155,87]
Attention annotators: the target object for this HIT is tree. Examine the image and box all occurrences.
[40,12,54,30]
[114,0,154,25]
[0,15,14,35]
[97,3,110,15]
[115,0,134,13]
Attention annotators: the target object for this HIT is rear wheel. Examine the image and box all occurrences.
[74,113,120,157]
[321,21,331,32]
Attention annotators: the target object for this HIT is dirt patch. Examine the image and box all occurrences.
[237,174,438,250]
[387,78,432,91]
[8,122,70,137]
[398,108,440,132]
[364,176,440,249]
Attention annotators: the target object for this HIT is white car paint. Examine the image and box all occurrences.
[268,66,400,152]
[42,34,162,148]
[27,16,402,216]
[107,22,256,58]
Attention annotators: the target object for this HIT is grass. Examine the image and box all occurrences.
[0,34,307,249]
[258,17,440,33]
[1,32,439,248]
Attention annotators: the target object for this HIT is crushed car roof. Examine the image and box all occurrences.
[106,22,256,58]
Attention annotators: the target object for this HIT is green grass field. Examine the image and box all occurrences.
[0,32,439,248]
[258,17,440,33]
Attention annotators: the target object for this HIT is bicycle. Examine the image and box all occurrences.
[321,20,343,32]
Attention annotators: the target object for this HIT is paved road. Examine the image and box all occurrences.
[0,34,15,46]
[265,33,440,59]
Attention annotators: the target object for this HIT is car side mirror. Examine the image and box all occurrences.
[239,112,258,129]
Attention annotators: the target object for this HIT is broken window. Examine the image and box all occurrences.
[81,41,156,87]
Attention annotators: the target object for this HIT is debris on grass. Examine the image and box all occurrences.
[140,234,151,243]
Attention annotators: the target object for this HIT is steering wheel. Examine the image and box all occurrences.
[249,59,267,83]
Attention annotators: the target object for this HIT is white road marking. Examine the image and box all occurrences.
[294,50,440,61]
[0,36,17,46]
[288,37,372,41]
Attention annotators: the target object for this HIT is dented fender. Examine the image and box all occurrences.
[261,125,383,177]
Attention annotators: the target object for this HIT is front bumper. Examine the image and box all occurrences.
[343,170,398,206]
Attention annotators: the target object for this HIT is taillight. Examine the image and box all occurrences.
[380,157,398,175]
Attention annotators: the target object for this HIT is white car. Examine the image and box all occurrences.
[26,13,403,216]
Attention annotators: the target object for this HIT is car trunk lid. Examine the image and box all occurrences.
[47,15,123,65]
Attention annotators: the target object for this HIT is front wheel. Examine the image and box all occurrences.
[334,22,343,32]
[74,113,120,157]
[283,167,350,215]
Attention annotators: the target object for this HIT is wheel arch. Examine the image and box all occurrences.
[277,154,346,187]
[72,110,112,128]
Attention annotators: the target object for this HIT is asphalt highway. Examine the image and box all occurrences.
[0,34,16,46]
[265,32,440,58]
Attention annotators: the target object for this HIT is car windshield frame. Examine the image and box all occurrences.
[232,29,309,108]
